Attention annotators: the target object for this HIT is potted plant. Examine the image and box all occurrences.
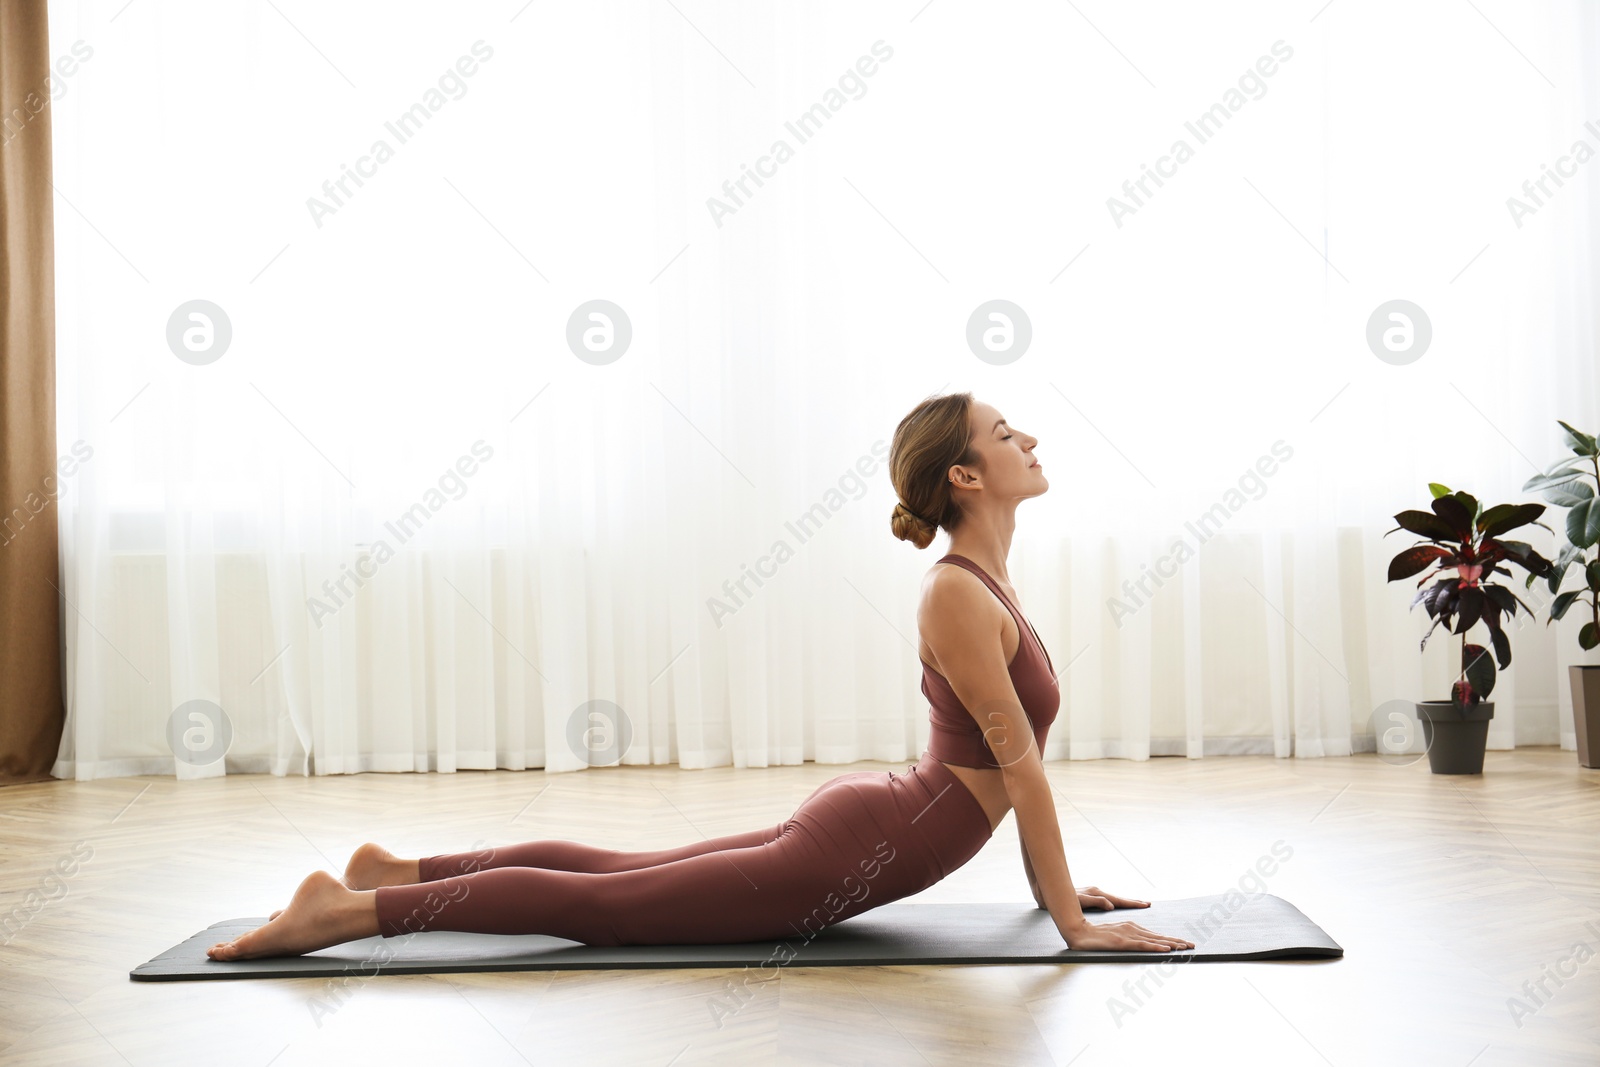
[1520,420,1600,768]
[1385,484,1554,774]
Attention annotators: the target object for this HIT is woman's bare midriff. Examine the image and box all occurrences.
[922,755,1011,834]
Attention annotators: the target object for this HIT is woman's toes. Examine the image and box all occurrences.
[208,870,371,961]
[208,939,239,960]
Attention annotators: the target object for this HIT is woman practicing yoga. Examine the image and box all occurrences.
[208,392,1194,960]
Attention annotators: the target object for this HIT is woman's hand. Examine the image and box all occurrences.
[1060,918,1195,953]
[1077,885,1149,912]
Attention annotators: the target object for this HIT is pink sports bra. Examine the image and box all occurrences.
[921,554,1061,769]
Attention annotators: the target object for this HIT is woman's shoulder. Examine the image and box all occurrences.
[921,555,980,594]
[923,553,983,584]
[918,558,1004,628]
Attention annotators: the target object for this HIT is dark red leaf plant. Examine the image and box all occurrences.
[1384,484,1555,710]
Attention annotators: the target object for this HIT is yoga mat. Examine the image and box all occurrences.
[131,892,1341,982]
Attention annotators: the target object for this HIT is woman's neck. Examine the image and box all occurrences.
[945,512,1017,585]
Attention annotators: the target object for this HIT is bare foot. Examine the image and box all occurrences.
[265,843,418,920]
[208,870,379,961]
[343,842,420,891]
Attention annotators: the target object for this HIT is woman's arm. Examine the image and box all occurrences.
[1020,839,1045,909]
[998,742,1089,938]
[920,567,1087,936]
[1025,824,1150,914]
[920,566,1192,953]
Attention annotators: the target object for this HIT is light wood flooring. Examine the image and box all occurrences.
[1,748,1597,1066]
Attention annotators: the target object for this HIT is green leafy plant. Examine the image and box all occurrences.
[1520,421,1600,651]
[1385,484,1554,709]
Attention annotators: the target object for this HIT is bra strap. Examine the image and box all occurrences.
[936,554,1053,674]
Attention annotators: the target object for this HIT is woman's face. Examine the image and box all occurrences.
[961,399,1047,500]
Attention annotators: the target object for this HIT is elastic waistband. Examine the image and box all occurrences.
[902,754,993,852]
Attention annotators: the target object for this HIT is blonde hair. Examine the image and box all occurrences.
[889,392,978,550]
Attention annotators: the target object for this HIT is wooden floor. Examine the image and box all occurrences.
[1,749,1596,1066]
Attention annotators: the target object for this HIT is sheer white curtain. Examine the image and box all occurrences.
[49,0,1600,781]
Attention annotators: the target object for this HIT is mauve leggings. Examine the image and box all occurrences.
[373,754,995,946]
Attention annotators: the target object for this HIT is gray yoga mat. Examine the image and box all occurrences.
[131,892,1340,982]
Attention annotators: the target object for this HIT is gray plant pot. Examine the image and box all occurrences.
[1414,700,1493,775]
[1571,665,1600,769]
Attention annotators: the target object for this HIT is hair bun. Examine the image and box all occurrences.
[891,501,937,550]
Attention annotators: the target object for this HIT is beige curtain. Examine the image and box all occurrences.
[0,0,63,786]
